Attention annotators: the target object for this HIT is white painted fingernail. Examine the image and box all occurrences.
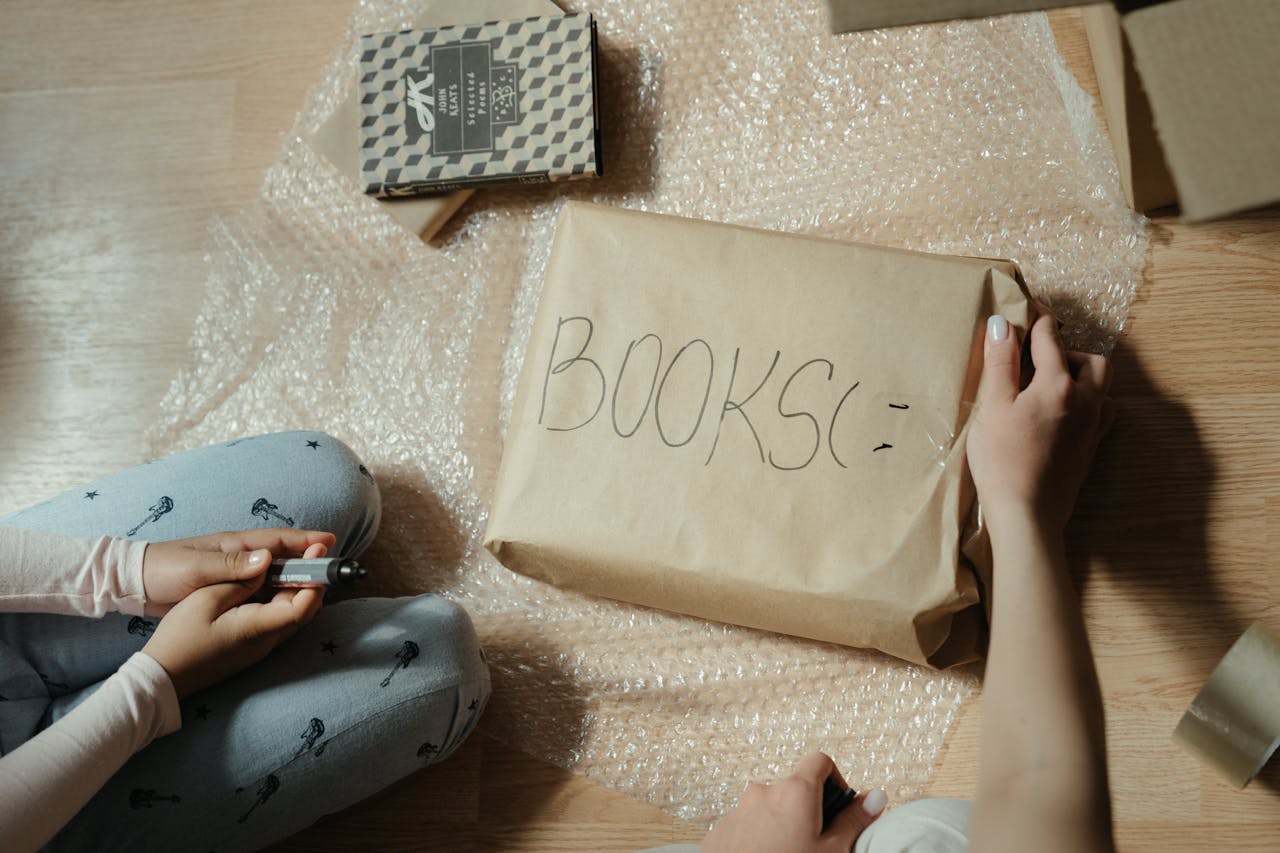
[862,788,888,817]
[246,549,269,571]
[988,315,1008,342]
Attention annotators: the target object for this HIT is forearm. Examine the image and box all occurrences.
[0,653,180,852]
[0,527,148,616]
[971,510,1113,852]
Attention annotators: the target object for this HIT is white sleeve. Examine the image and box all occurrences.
[0,652,181,852]
[0,526,148,617]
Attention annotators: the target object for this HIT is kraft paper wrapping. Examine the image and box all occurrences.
[1173,623,1280,788]
[484,203,1032,666]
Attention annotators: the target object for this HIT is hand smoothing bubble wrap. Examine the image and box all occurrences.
[485,202,1032,666]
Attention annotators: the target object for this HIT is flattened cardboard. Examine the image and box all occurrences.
[1122,0,1280,221]
[826,0,1080,33]
[310,0,562,241]
[484,203,1032,666]
[1081,4,1177,212]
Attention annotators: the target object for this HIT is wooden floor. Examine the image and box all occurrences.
[2,2,1277,850]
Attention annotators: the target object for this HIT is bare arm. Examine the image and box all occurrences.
[0,654,180,853]
[966,312,1116,853]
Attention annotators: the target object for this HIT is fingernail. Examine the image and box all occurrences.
[246,549,269,572]
[987,314,1008,342]
[861,788,888,818]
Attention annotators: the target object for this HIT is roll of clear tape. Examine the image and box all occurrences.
[1173,623,1280,788]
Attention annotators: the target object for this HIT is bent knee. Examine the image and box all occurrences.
[395,595,490,760]
[259,430,381,557]
[406,595,490,693]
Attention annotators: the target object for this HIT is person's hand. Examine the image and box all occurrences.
[141,528,336,616]
[967,311,1114,534]
[142,570,325,699]
[702,753,887,853]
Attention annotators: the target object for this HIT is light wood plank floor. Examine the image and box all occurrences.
[1,3,1276,850]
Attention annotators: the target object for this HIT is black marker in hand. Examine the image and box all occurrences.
[821,775,857,831]
[268,558,367,588]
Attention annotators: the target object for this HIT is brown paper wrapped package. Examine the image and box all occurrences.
[485,203,1032,666]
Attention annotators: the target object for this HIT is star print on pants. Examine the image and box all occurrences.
[84,491,99,500]
[305,440,320,449]
[321,640,337,654]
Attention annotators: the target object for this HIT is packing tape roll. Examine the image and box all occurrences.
[1172,623,1280,788]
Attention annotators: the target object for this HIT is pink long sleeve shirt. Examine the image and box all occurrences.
[0,528,180,852]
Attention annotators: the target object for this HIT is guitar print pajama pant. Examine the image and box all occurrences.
[0,431,491,852]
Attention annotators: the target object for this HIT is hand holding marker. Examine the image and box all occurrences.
[269,557,367,588]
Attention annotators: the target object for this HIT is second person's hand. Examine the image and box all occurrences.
[966,311,1114,536]
[701,752,887,853]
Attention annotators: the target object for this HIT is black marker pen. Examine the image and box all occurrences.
[821,776,857,831]
[269,557,367,588]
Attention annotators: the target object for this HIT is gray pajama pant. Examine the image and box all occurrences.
[0,431,491,852]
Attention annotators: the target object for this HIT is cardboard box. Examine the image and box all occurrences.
[827,0,1081,33]
[829,0,1280,221]
[484,203,1033,667]
[1117,0,1280,221]
[1081,4,1177,212]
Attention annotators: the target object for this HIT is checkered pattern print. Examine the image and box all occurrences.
[358,13,599,196]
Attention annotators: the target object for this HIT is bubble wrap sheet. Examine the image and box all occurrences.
[150,0,1147,824]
